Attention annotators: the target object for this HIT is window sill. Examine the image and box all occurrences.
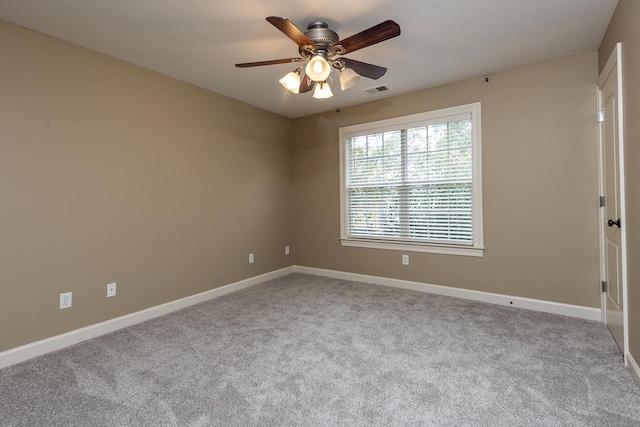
[340,238,484,257]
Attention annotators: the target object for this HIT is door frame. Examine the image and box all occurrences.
[597,42,629,364]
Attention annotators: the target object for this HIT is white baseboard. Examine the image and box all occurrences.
[627,352,640,388]
[293,266,601,321]
[0,266,294,370]
[0,265,603,370]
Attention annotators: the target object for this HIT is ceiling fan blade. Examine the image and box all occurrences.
[333,20,400,55]
[341,58,387,80]
[235,58,304,68]
[266,16,317,50]
[299,75,315,93]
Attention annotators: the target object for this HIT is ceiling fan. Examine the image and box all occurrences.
[235,17,401,99]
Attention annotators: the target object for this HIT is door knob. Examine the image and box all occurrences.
[608,219,621,228]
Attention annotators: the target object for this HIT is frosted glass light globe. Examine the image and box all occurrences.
[305,55,332,82]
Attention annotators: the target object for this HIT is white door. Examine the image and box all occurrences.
[598,43,627,356]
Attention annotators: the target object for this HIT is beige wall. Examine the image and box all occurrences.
[598,0,640,369]
[0,17,611,355]
[292,53,600,308]
[0,21,294,352]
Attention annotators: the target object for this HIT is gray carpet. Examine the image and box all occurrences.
[1,273,639,426]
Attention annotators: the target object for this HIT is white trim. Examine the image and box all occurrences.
[0,266,295,369]
[340,238,483,257]
[596,42,629,358]
[471,102,484,251]
[597,76,606,323]
[0,264,605,370]
[293,265,601,321]
[597,42,620,88]
[616,43,630,365]
[339,124,347,240]
[340,106,475,136]
[627,351,640,388]
[338,102,484,257]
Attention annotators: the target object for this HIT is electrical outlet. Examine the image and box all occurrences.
[402,254,409,265]
[285,246,290,255]
[249,253,254,264]
[106,282,116,298]
[59,292,72,309]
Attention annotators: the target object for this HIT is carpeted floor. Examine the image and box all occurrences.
[1,273,639,426]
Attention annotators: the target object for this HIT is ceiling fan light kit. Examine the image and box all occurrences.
[236,16,400,100]
[305,54,332,81]
[279,68,301,93]
[340,67,360,91]
[312,81,333,99]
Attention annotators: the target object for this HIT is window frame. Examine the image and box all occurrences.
[339,102,484,257]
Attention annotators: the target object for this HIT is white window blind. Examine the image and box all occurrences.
[340,103,483,256]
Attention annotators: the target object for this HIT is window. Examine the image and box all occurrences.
[339,103,483,257]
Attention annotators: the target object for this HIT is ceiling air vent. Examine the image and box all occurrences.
[363,85,389,94]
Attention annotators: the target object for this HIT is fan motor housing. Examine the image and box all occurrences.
[304,21,339,49]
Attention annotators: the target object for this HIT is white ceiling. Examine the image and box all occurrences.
[0,0,618,118]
